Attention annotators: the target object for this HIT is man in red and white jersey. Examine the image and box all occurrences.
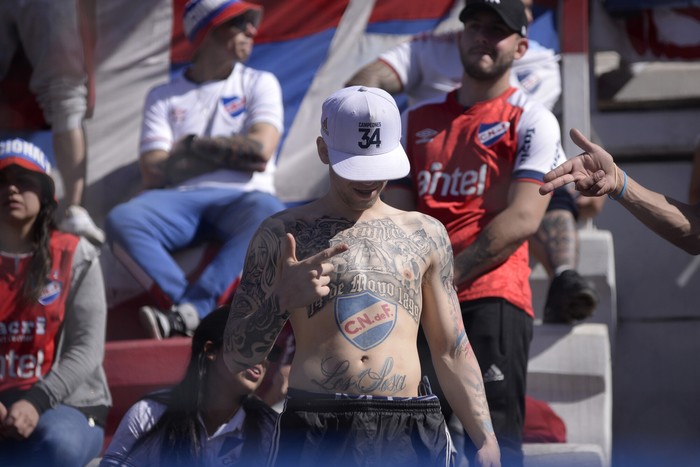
[384,1,564,465]
[347,0,600,325]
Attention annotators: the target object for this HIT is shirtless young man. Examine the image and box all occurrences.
[223,86,500,467]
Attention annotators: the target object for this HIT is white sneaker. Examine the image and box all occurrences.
[139,303,200,339]
[60,205,106,246]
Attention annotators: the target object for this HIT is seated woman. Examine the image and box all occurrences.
[100,305,279,466]
[0,138,111,467]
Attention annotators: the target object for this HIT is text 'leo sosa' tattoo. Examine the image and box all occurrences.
[312,356,407,394]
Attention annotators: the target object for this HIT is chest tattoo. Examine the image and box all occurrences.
[289,217,433,325]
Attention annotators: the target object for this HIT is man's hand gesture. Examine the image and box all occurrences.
[540,128,620,198]
[276,233,348,311]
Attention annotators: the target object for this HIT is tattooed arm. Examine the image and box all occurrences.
[419,216,500,466]
[530,208,578,277]
[453,181,549,287]
[345,59,404,94]
[223,217,349,373]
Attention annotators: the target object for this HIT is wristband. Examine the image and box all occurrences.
[608,170,627,201]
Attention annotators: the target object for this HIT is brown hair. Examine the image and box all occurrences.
[20,194,57,305]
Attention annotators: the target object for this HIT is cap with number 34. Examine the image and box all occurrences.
[320,86,410,182]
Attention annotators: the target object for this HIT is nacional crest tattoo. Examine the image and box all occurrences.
[335,291,398,350]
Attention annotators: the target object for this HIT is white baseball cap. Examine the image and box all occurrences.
[320,86,410,182]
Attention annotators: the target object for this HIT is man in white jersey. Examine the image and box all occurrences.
[105,0,285,338]
[348,0,560,109]
[347,0,599,324]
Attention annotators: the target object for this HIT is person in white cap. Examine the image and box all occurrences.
[222,86,501,467]
[105,0,285,339]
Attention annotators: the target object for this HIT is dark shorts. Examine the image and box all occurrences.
[271,389,453,467]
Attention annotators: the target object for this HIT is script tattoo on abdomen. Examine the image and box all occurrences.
[312,356,407,394]
[288,216,434,323]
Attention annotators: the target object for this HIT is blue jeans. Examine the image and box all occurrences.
[106,187,285,317]
[0,404,104,467]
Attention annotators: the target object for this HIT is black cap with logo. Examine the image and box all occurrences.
[459,0,528,37]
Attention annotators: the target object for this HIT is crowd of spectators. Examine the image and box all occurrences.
[4,0,697,466]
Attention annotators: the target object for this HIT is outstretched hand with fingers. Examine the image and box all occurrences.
[276,233,348,311]
[540,128,620,198]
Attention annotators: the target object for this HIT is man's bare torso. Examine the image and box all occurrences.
[280,207,439,397]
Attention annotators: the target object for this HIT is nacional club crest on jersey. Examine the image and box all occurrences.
[516,69,541,94]
[38,280,62,306]
[335,291,398,351]
[221,96,246,118]
[477,122,510,147]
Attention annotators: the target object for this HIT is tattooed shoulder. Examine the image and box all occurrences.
[418,213,453,255]
[283,215,355,260]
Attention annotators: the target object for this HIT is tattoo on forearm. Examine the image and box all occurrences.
[454,225,511,285]
[534,210,577,269]
[224,223,288,363]
[312,357,407,394]
[466,359,495,435]
[226,294,287,363]
[449,302,470,359]
[426,217,471,358]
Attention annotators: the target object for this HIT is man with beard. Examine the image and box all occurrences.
[383,1,566,465]
[347,0,600,326]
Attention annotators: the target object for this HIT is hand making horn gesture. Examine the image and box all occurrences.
[276,233,349,311]
[540,128,620,198]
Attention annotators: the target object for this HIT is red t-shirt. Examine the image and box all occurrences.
[0,232,79,392]
[402,88,566,317]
